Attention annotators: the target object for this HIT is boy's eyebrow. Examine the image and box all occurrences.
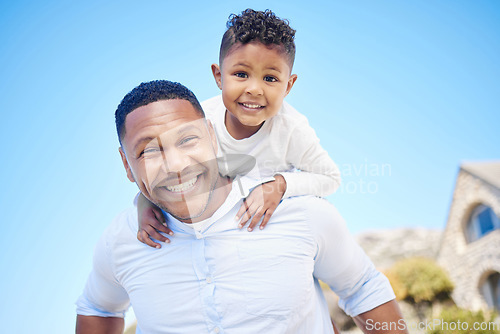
[265,66,282,73]
[232,62,283,73]
[233,62,250,68]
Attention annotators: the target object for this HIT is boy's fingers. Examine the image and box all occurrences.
[153,207,167,224]
[139,224,172,246]
[163,226,174,236]
[260,210,274,229]
[236,199,254,227]
[240,202,260,228]
[137,230,162,249]
[137,230,145,243]
[238,207,253,227]
[236,199,250,223]
[247,208,265,231]
[149,229,171,244]
[150,213,173,236]
[151,220,172,234]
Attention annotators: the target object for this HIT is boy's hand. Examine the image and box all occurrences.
[235,175,287,231]
[137,193,173,249]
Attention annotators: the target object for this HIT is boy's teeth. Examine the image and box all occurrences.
[242,103,262,109]
[166,176,198,192]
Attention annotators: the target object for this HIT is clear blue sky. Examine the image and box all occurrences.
[0,1,499,332]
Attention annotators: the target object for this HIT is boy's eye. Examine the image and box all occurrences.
[234,72,248,78]
[264,76,278,82]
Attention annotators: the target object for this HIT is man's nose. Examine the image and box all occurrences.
[161,147,191,174]
[245,78,264,96]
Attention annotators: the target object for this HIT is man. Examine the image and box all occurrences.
[76,80,408,334]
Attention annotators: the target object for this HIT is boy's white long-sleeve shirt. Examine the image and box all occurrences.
[202,95,341,198]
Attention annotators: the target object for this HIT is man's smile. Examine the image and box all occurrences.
[165,175,199,193]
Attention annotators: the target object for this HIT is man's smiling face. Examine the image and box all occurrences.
[119,99,219,221]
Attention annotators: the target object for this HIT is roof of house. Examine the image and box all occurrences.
[461,161,500,189]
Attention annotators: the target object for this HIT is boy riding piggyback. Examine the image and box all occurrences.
[138,9,341,247]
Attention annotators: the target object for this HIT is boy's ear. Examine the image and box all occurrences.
[285,74,298,97]
[119,147,136,183]
[211,64,222,90]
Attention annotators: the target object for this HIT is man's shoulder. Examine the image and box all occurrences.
[201,94,221,107]
[276,196,342,232]
[281,195,336,212]
[99,207,138,247]
[273,195,349,239]
[201,95,224,119]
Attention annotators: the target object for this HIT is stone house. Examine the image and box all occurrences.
[438,161,500,311]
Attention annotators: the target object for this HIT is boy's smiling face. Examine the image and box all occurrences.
[212,41,297,139]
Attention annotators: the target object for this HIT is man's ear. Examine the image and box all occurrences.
[285,74,298,97]
[211,64,222,90]
[206,120,218,156]
[119,147,135,183]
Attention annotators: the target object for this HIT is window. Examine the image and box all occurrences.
[481,272,500,310]
[465,204,500,243]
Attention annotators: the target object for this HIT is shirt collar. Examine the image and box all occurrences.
[161,176,272,239]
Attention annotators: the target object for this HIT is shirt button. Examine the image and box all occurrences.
[214,327,220,334]
[206,277,212,284]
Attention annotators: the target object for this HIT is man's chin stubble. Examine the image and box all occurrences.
[155,175,223,223]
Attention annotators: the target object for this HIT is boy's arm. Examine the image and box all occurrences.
[136,192,173,248]
[235,175,286,231]
[280,117,341,198]
[235,115,340,230]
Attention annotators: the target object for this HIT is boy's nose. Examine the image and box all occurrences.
[245,79,264,96]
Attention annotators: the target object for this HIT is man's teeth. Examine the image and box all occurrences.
[166,177,198,192]
[242,103,262,109]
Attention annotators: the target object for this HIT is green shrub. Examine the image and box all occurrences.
[385,257,453,303]
[427,306,499,334]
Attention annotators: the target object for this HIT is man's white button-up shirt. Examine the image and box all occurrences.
[76,177,395,333]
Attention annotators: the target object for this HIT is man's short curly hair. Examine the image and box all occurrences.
[219,9,296,68]
[115,80,204,146]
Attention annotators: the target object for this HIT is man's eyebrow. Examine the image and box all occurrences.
[133,136,157,152]
[133,124,202,152]
[176,124,200,135]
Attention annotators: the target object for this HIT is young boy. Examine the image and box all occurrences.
[137,8,341,248]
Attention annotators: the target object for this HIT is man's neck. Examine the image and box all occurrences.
[180,175,233,224]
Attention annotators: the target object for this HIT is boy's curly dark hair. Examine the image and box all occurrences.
[219,9,296,68]
[115,80,204,145]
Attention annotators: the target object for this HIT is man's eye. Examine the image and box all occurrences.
[264,76,278,82]
[235,72,248,78]
[179,136,198,145]
[141,147,160,157]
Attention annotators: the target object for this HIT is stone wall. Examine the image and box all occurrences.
[437,168,500,311]
[328,228,444,334]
